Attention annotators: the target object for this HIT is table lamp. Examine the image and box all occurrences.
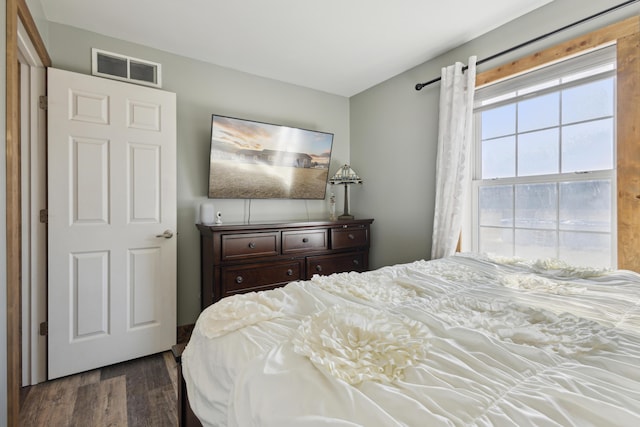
[328,164,362,220]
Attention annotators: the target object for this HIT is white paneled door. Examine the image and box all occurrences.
[47,68,177,379]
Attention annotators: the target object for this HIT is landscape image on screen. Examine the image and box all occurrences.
[208,115,334,199]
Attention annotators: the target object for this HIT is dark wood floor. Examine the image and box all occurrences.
[19,351,178,426]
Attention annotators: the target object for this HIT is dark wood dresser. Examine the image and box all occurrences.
[197,219,374,308]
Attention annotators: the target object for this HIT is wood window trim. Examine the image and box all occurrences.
[475,15,640,272]
[6,0,50,426]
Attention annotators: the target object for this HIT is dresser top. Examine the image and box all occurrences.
[197,218,374,234]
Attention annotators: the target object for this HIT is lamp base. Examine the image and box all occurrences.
[338,214,354,220]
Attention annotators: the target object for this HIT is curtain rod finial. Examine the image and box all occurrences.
[415,83,425,91]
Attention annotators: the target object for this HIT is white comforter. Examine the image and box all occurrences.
[183,254,640,426]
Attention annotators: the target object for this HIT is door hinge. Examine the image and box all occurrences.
[39,95,47,110]
[39,209,48,224]
[39,321,48,336]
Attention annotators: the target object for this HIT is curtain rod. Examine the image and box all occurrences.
[415,0,640,91]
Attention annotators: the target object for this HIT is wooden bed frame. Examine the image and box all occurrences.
[172,343,203,427]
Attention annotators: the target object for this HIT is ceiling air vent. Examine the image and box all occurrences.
[91,48,162,88]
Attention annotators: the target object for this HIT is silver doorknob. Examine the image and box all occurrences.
[155,229,174,239]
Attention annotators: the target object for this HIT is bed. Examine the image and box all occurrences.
[181,253,640,426]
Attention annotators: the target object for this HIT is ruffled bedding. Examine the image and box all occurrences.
[195,291,285,338]
[292,305,430,384]
[182,253,640,426]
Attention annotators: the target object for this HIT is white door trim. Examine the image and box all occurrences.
[18,18,47,386]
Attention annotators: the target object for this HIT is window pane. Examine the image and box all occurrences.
[518,129,559,176]
[559,232,611,268]
[562,78,614,124]
[481,104,515,139]
[515,229,557,259]
[518,92,559,132]
[479,227,513,256]
[559,180,611,232]
[97,54,127,78]
[515,183,557,229]
[482,136,515,178]
[562,119,614,172]
[130,61,157,83]
[479,185,513,227]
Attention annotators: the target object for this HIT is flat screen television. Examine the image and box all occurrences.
[208,115,334,199]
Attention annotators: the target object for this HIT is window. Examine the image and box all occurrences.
[472,46,616,268]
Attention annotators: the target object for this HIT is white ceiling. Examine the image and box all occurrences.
[38,0,554,97]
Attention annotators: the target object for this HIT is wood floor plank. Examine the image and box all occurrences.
[146,384,179,427]
[163,351,178,396]
[140,352,173,390]
[19,370,100,426]
[69,376,127,427]
[99,353,173,425]
[19,351,178,426]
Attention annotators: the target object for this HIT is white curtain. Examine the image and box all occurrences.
[431,56,477,259]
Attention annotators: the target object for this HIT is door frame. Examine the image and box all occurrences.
[5,0,50,424]
[18,17,47,386]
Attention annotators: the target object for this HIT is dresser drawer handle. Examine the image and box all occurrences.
[353,259,360,266]
[248,242,256,249]
[286,269,293,276]
[348,233,355,240]
[315,264,323,272]
[235,275,244,284]
[302,237,309,243]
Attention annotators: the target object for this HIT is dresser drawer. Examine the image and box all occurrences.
[221,260,303,294]
[306,252,367,278]
[331,227,369,249]
[282,229,328,254]
[221,232,279,261]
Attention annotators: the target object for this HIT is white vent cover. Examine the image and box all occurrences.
[91,48,162,88]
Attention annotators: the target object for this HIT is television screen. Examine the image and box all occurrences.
[208,115,334,199]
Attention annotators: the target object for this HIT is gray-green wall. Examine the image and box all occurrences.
[351,0,640,269]
[45,22,350,325]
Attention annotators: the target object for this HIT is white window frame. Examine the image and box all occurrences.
[470,45,617,266]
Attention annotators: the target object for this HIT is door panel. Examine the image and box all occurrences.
[73,137,110,223]
[48,68,177,379]
[129,247,161,327]
[130,143,160,222]
[73,251,109,338]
